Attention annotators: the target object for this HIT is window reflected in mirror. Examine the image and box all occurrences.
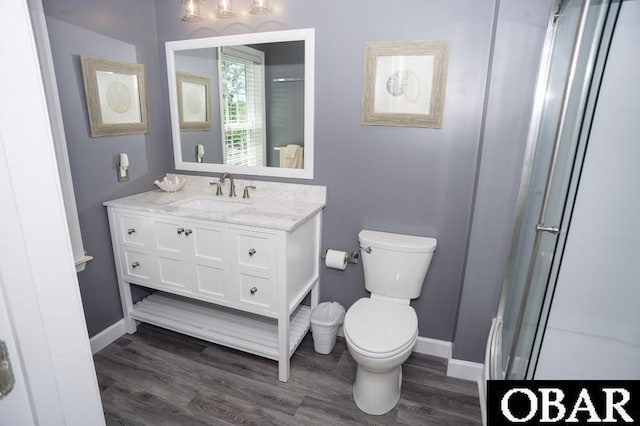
[220,46,266,167]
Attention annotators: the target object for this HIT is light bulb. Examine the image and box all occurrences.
[249,0,271,15]
[181,0,202,21]
[215,0,236,18]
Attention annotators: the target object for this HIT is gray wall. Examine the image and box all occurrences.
[453,0,556,361]
[42,0,173,336]
[155,0,498,343]
[41,0,554,362]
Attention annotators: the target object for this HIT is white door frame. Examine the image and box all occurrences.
[0,0,104,424]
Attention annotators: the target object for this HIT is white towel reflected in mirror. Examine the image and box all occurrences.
[279,144,304,169]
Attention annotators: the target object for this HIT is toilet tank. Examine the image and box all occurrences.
[359,230,437,299]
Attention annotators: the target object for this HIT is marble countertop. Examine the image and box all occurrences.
[103,174,326,232]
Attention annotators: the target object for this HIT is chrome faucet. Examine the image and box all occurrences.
[219,172,236,197]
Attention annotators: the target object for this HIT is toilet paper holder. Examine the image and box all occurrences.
[321,249,360,265]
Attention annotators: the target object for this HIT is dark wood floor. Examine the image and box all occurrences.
[94,323,481,425]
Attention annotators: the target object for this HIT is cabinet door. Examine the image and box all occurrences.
[150,218,188,290]
[189,222,229,300]
[152,218,187,254]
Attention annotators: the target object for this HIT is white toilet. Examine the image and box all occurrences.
[343,230,437,415]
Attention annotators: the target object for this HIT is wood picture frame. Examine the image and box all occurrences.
[80,56,149,137]
[176,71,211,131]
[361,40,449,128]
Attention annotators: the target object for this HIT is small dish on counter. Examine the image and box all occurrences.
[154,175,186,192]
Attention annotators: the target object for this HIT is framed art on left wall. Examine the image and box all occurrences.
[80,56,150,137]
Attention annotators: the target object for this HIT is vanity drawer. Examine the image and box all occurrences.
[231,229,276,273]
[238,273,273,311]
[116,213,148,247]
[121,248,153,284]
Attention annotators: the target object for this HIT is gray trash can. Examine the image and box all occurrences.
[311,302,346,354]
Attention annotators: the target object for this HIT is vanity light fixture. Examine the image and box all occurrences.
[182,0,273,20]
[181,0,203,21]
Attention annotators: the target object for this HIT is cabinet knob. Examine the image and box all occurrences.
[177,228,185,235]
[248,248,256,256]
[131,261,140,268]
[250,286,258,295]
[185,229,193,236]
[127,228,136,235]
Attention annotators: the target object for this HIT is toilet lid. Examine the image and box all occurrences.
[344,298,418,355]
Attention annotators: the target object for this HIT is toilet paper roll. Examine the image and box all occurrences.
[325,249,348,270]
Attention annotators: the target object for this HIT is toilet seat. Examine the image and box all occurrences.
[344,298,418,358]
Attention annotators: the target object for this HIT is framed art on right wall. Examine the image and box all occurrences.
[361,40,449,128]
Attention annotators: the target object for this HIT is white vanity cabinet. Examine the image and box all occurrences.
[105,189,323,382]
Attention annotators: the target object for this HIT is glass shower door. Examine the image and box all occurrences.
[495,0,619,380]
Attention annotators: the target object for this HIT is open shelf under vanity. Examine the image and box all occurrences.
[130,292,311,360]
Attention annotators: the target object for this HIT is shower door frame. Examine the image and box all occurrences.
[491,0,621,380]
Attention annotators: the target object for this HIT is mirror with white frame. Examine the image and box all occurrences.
[166,28,315,179]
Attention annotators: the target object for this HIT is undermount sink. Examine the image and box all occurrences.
[174,197,247,213]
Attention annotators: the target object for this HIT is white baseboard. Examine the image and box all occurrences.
[89,319,126,354]
[91,319,483,383]
[447,358,484,382]
[413,336,453,359]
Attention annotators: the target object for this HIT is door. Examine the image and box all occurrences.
[0,0,104,423]
[494,0,620,379]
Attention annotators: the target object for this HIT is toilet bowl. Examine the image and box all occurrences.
[344,230,437,415]
[343,297,418,415]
